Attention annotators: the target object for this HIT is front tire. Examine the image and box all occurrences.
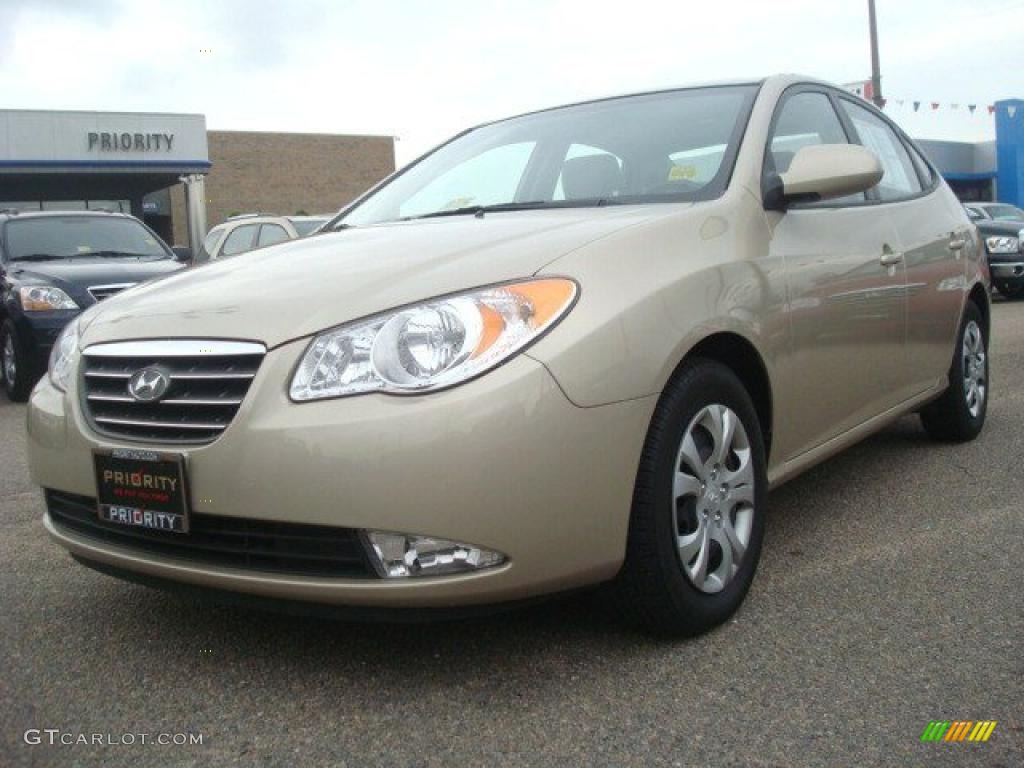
[920,301,988,442]
[994,280,1024,300]
[617,359,767,637]
[1,320,33,402]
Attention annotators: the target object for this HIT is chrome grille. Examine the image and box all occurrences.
[88,283,136,302]
[80,339,265,443]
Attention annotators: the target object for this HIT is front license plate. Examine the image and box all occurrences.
[93,449,189,534]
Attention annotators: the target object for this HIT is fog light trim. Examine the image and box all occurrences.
[364,530,506,578]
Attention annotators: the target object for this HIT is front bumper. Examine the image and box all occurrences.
[987,256,1024,282]
[28,339,655,608]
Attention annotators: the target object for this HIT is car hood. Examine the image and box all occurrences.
[9,257,183,307]
[80,206,677,348]
[976,219,1024,236]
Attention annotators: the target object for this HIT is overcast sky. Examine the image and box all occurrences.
[3,0,1022,165]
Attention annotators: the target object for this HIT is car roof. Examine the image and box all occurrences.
[0,209,134,223]
[473,74,831,130]
[223,214,289,224]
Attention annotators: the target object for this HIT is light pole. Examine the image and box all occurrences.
[868,0,883,107]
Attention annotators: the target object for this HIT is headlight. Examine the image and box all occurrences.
[19,286,78,311]
[289,278,577,401]
[985,236,1020,255]
[48,318,80,392]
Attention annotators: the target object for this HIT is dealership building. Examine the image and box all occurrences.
[916,98,1023,205]
[1,101,1022,254]
[0,109,395,253]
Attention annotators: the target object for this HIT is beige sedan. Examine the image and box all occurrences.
[27,75,989,636]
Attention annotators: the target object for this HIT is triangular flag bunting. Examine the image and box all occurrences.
[913,101,921,112]
[968,104,977,114]
[1010,106,1019,118]
[896,99,905,106]
[931,102,940,110]
[879,98,887,108]
[988,105,996,115]
[950,103,959,110]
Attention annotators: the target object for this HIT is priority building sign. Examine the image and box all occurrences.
[87,131,177,152]
[0,109,208,171]
[0,109,210,253]
[1,109,399,249]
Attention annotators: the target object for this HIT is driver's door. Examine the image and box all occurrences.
[766,88,908,462]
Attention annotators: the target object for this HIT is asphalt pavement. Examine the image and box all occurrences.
[1,301,1021,768]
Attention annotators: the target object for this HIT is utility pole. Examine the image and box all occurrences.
[868,0,883,107]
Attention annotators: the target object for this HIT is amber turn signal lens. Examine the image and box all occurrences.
[507,278,578,329]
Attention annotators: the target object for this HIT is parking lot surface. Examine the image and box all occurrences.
[1,302,1021,768]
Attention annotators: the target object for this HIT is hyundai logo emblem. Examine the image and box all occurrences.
[127,367,170,402]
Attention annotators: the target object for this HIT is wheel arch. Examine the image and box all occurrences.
[671,331,774,460]
[967,281,990,339]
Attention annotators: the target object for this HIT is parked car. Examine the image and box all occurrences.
[28,75,988,637]
[966,206,1024,298]
[1,210,186,401]
[964,202,1024,223]
[200,214,330,261]
[289,215,331,236]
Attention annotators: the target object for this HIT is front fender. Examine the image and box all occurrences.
[526,197,780,408]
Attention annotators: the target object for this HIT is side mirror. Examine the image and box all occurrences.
[765,144,883,210]
[171,246,193,263]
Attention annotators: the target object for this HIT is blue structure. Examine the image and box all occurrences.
[995,99,1024,207]
[915,99,1024,205]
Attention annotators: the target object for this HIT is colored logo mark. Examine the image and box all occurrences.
[921,721,997,742]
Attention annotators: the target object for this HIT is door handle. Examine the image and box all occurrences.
[948,238,966,251]
[879,251,904,267]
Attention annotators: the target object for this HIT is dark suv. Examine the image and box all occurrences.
[965,204,1024,299]
[1,210,186,400]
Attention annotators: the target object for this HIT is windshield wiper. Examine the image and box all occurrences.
[400,201,553,221]
[10,253,64,262]
[86,250,164,259]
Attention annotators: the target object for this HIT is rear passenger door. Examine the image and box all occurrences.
[837,96,966,398]
[766,87,908,461]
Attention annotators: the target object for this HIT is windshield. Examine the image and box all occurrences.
[985,204,1024,222]
[288,217,328,236]
[336,85,758,228]
[5,216,170,261]
[202,226,225,256]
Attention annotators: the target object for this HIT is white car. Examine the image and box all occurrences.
[200,214,330,261]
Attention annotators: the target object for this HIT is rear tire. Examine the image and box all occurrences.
[616,359,767,637]
[920,302,988,442]
[1,320,33,402]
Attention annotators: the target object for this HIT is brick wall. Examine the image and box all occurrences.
[171,131,394,244]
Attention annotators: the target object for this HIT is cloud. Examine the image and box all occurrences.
[0,0,1018,163]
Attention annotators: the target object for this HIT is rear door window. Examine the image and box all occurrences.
[219,224,259,257]
[257,224,289,247]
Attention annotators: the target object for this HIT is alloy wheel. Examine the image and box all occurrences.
[673,404,756,594]
[2,332,14,388]
[962,320,986,418]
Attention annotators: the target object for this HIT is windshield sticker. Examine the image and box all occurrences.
[669,164,697,181]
